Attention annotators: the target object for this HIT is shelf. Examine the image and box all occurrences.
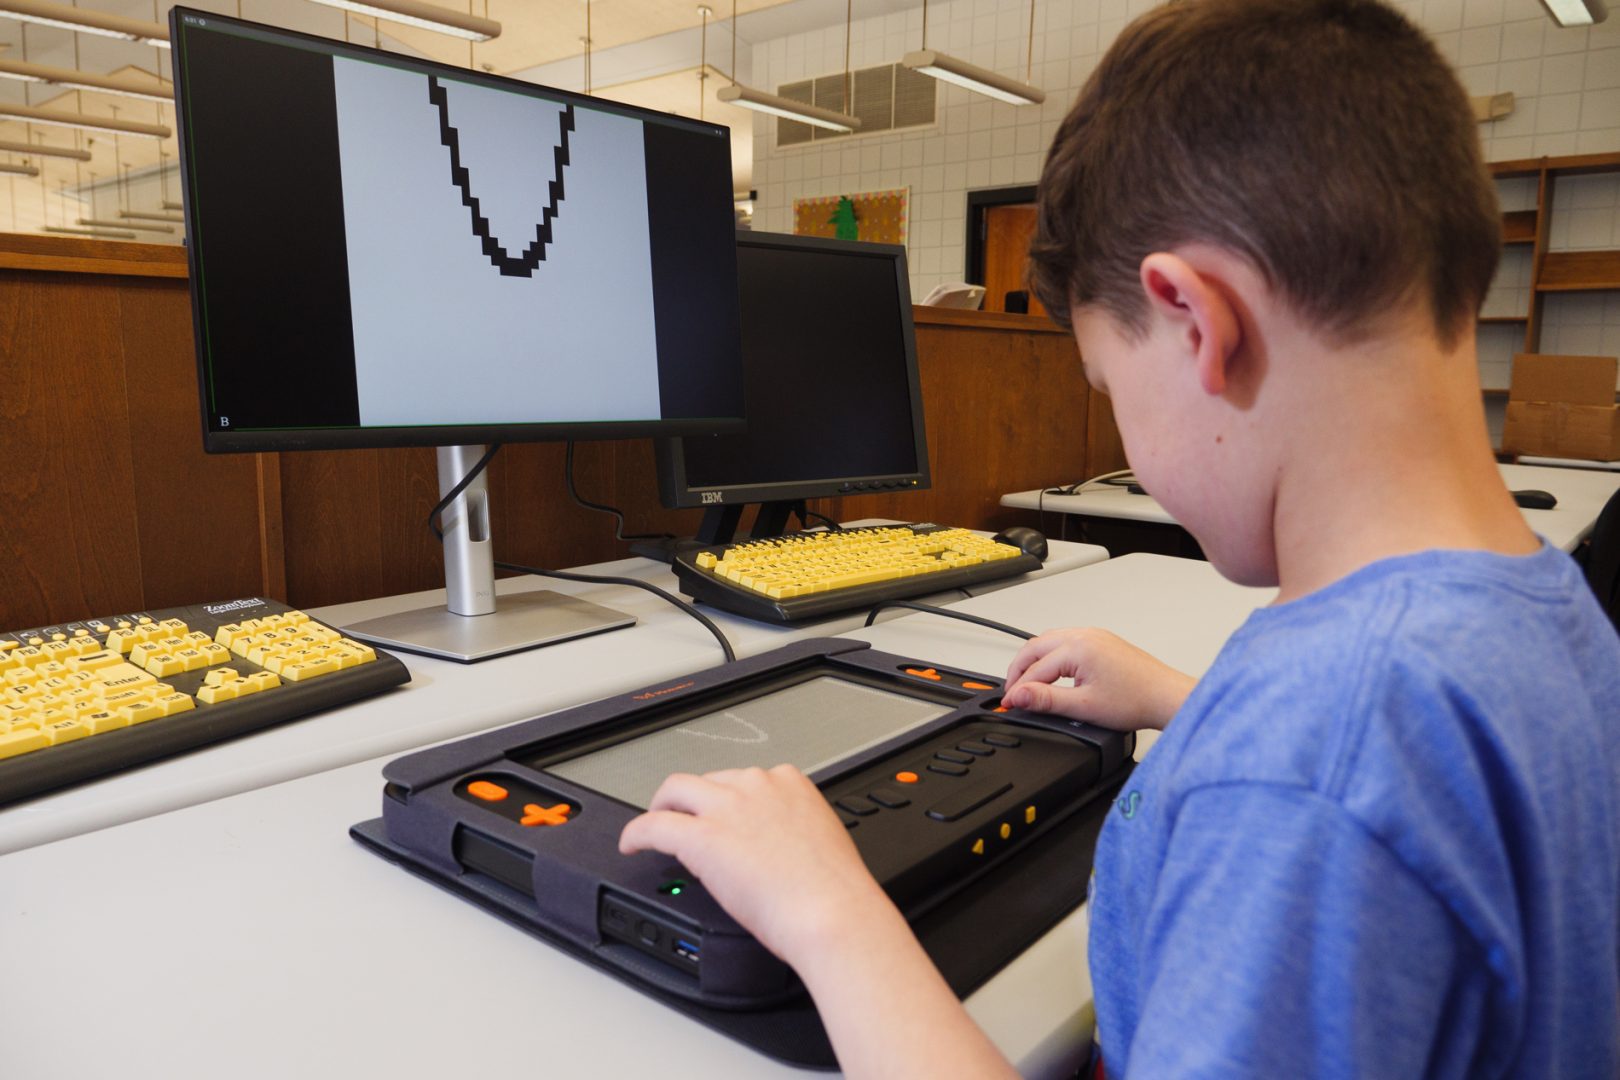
[1535,250,1620,292]
[1478,315,1529,324]
[1489,157,1544,178]
[1502,210,1537,244]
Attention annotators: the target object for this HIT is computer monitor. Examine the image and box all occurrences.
[652,231,929,548]
[170,8,744,660]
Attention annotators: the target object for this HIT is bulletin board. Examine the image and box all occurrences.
[793,188,909,245]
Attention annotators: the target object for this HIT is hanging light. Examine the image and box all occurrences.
[717,0,860,132]
[901,0,1045,106]
[44,224,137,238]
[1537,0,1606,25]
[0,137,89,160]
[0,0,168,48]
[80,216,173,233]
[0,101,170,139]
[120,209,184,223]
[0,58,171,102]
[0,161,40,176]
[304,0,501,42]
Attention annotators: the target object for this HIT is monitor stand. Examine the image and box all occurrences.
[629,499,809,564]
[340,445,637,663]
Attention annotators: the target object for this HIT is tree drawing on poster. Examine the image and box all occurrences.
[793,189,908,245]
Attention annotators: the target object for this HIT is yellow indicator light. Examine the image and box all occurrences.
[1025,805,1037,825]
[999,823,1012,840]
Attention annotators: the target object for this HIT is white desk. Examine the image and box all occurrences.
[0,537,1105,856]
[0,554,1267,1080]
[1003,462,1620,554]
[1519,455,1620,472]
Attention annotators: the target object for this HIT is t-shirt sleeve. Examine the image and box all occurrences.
[1115,782,1488,1079]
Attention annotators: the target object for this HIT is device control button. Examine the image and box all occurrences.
[867,787,911,809]
[894,771,920,784]
[466,780,509,802]
[927,762,969,777]
[961,680,996,691]
[926,780,1013,823]
[956,741,996,757]
[834,795,879,816]
[638,920,661,945]
[520,802,573,826]
[838,813,860,829]
[933,750,973,765]
[903,667,943,681]
[982,733,1021,748]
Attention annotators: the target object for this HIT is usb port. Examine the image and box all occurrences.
[674,939,701,964]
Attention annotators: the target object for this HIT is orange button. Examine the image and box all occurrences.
[992,706,1009,714]
[962,681,995,691]
[903,667,942,681]
[467,780,508,802]
[521,802,573,827]
[895,771,919,784]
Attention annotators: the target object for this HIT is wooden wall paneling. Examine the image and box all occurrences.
[280,448,395,609]
[118,277,268,610]
[1084,390,1129,478]
[255,452,287,600]
[829,315,1090,532]
[0,271,147,629]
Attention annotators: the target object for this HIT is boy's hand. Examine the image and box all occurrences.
[618,764,894,968]
[1003,627,1195,731]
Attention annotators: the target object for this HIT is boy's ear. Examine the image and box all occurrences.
[1138,252,1242,396]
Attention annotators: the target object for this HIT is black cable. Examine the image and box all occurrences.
[862,600,1034,641]
[798,506,843,532]
[565,441,674,543]
[428,442,503,541]
[495,559,736,663]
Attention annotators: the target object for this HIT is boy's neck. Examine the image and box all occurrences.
[1266,327,1540,605]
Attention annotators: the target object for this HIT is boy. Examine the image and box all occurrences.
[621,0,1620,1075]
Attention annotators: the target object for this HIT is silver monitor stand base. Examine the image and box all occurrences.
[339,445,636,663]
[342,589,635,664]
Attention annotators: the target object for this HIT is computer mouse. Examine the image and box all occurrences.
[1513,489,1558,510]
[992,526,1048,561]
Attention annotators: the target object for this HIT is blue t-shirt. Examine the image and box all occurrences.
[1089,543,1620,1078]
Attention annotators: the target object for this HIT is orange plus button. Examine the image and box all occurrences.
[903,668,942,681]
[467,780,508,802]
[962,681,995,691]
[895,771,919,784]
[521,802,573,827]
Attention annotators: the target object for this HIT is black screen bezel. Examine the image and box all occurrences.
[653,230,931,508]
[170,6,745,453]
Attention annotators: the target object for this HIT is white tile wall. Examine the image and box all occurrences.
[744,0,1620,361]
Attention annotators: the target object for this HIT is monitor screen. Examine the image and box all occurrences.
[542,675,951,809]
[655,231,929,508]
[171,9,744,453]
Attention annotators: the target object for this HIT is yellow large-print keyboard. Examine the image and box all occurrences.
[670,524,1044,624]
[0,597,409,805]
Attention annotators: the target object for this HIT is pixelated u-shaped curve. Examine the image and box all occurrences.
[428,75,574,278]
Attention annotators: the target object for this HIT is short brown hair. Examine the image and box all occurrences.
[1030,0,1500,346]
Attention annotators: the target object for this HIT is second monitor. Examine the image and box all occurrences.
[654,231,929,546]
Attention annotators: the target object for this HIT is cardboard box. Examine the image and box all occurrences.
[1500,354,1620,461]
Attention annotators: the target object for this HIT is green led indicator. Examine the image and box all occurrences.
[658,878,689,897]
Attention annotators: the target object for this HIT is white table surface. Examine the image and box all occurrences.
[1002,462,1620,554]
[0,555,1270,1080]
[1518,455,1620,472]
[0,535,1105,856]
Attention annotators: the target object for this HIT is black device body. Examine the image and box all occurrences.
[353,638,1131,1010]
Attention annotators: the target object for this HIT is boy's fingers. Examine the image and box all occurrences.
[1005,634,1064,684]
[1002,680,1093,721]
[619,809,704,856]
[645,772,730,816]
[1007,648,1086,693]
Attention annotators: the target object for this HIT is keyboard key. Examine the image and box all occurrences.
[0,727,50,760]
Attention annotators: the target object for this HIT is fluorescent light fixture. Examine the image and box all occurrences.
[304,0,501,41]
[1538,0,1606,24]
[81,217,172,233]
[120,209,184,223]
[0,58,171,102]
[716,84,861,132]
[0,0,169,48]
[0,138,92,160]
[44,224,137,239]
[901,49,1045,106]
[0,102,170,139]
[0,161,39,175]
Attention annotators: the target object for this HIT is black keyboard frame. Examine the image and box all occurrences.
[0,598,409,806]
